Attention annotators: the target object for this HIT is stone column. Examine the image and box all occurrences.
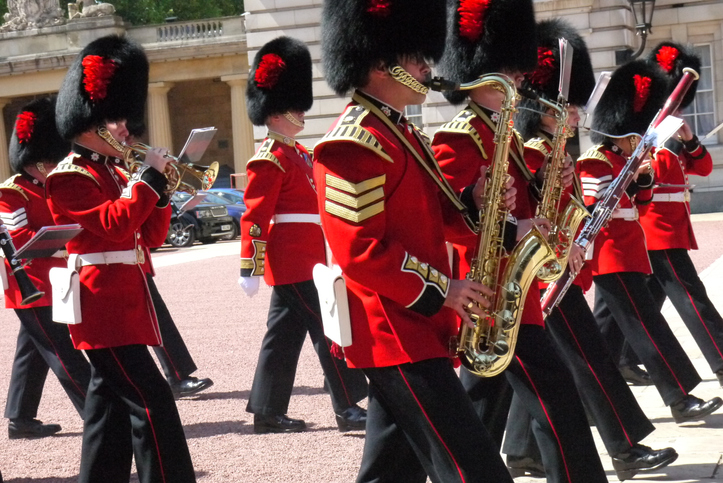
[0,98,12,181]
[147,82,175,150]
[222,74,255,175]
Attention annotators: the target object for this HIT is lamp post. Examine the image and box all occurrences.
[628,0,656,59]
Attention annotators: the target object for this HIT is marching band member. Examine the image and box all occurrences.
[502,19,677,481]
[240,36,368,434]
[641,42,723,387]
[578,58,722,425]
[431,2,608,482]
[46,35,195,482]
[2,97,90,439]
[314,0,514,481]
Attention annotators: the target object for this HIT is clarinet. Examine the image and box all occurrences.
[541,67,700,317]
[0,225,44,306]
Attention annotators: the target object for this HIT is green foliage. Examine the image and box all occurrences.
[112,0,244,25]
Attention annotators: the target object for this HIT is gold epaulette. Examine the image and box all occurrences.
[435,109,487,160]
[411,124,431,147]
[0,175,28,201]
[578,145,613,168]
[247,138,285,172]
[525,138,551,158]
[315,105,393,163]
[47,154,100,185]
[117,167,131,181]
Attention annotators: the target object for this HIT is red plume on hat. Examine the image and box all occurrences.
[254,54,287,90]
[458,0,490,42]
[656,45,679,73]
[82,55,118,102]
[646,41,701,109]
[632,74,651,113]
[15,111,37,144]
[367,0,392,16]
[527,48,556,89]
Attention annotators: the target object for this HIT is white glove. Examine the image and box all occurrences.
[238,276,260,298]
[142,147,171,173]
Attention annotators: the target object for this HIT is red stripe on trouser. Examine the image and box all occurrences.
[396,366,466,483]
[557,305,633,447]
[31,308,86,398]
[664,251,723,361]
[614,273,687,395]
[108,348,167,483]
[291,284,353,407]
[514,354,572,483]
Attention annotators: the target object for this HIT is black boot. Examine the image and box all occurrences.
[170,376,214,399]
[611,444,678,481]
[670,394,723,423]
[619,365,654,386]
[253,414,306,434]
[335,404,366,432]
[8,418,61,439]
[506,455,545,478]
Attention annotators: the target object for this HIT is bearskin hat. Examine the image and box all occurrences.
[591,59,668,144]
[321,0,447,96]
[438,0,537,105]
[9,97,70,173]
[246,36,313,126]
[647,41,701,110]
[56,35,149,140]
[516,18,596,139]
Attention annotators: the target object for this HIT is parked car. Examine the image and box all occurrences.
[166,192,234,247]
[206,188,245,206]
[199,191,246,240]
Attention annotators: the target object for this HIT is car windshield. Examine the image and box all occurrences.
[210,190,244,204]
[201,193,232,205]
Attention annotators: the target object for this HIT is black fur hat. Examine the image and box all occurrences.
[591,59,668,144]
[56,35,149,140]
[647,41,701,110]
[246,36,313,126]
[9,96,70,173]
[438,0,537,105]
[321,0,447,96]
[516,18,596,139]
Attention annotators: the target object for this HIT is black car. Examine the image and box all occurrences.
[166,193,234,247]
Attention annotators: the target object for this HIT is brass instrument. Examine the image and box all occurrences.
[432,74,557,377]
[0,226,44,306]
[97,127,219,195]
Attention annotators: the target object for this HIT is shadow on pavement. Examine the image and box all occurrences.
[183,419,247,438]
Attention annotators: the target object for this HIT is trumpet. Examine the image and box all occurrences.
[97,127,219,196]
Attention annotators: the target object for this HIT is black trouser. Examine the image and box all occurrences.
[4,306,89,420]
[246,280,368,416]
[461,324,607,483]
[80,345,195,483]
[357,358,512,483]
[594,272,701,405]
[146,275,197,383]
[503,286,654,461]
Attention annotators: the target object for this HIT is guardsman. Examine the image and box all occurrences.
[2,97,90,439]
[640,42,723,387]
[502,19,677,481]
[578,58,722,425]
[239,36,368,434]
[431,2,608,482]
[46,35,196,482]
[314,0,514,481]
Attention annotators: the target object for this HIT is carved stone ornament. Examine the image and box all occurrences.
[68,0,115,19]
[1,0,66,31]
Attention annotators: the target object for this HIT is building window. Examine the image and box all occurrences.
[405,104,424,128]
[682,44,716,142]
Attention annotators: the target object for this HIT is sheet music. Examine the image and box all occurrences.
[177,127,218,165]
[653,116,684,148]
[582,72,611,129]
[14,224,83,260]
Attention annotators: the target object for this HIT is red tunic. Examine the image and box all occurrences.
[46,150,171,350]
[0,174,65,309]
[240,133,325,286]
[577,144,653,276]
[432,104,544,327]
[640,140,712,250]
[524,133,593,292]
[314,94,473,369]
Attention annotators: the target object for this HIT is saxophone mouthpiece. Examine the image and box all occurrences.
[428,76,459,92]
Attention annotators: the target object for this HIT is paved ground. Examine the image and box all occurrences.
[0,215,722,482]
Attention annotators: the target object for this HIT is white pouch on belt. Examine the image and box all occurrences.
[49,254,81,324]
[313,263,352,347]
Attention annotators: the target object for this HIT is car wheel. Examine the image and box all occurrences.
[220,222,239,241]
[167,221,195,248]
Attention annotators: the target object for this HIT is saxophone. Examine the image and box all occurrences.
[432,74,557,377]
[527,95,590,281]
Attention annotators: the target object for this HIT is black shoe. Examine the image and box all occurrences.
[335,404,366,432]
[670,394,723,423]
[506,455,545,478]
[715,370,723,388]
[170,377,214,399]
[619,365,654,386]
[8,418,61,439]
[611,444,678,481]
[253,414,306,434]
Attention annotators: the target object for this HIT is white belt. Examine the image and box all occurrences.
[271,213,321,225]
[611,208,639,221]
[653,191,690,203]
[77,249,141,267]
